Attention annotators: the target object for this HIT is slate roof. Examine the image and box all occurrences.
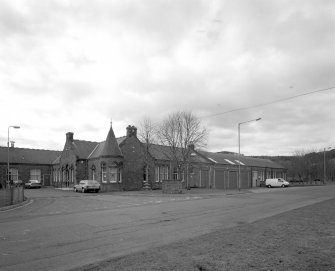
[148,144,211,164]
[88,137,126,159]
[99,125,123,157]
[198,151,285,169]
[73,140,99,159]
[0,146,61,165]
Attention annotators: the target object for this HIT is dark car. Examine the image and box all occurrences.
[25,180,42,189]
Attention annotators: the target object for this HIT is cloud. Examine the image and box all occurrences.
[0,0,335,156]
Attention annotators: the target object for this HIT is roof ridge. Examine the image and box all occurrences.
[0,146,61,152]
[73,139,99,144]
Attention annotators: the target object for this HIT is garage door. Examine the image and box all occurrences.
[240,171,249,189]
[215,170,225,189]
[228,171,238,189]
[201,169,210,188]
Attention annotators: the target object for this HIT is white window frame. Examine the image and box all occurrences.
[118,169,122,183]
[155,165,169,182]
[101,165,107,183]
[30,169,41,181]
[9,168,19,181]
[109,167,118,183]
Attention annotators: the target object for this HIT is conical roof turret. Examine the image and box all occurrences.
[100,123,123,158]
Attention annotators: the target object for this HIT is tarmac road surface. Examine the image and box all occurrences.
[0,185,334,271]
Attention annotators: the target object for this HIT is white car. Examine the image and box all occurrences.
[74,180,100,193]
[25,180,42,189]
[265,178,289,188]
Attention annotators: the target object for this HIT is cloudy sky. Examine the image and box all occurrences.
[1,0,335,156]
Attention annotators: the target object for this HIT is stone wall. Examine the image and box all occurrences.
[0,186,25,207]
[120,136,146,190]
[162,180,183,194]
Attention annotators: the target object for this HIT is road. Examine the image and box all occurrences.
[0,185,334,271]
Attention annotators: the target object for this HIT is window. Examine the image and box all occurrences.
[118,169,122,183]
[9,168,18,181]
[173,168,179,180]
[58,169,61,183]
[155,165,169,182]
[53,169,58,183]
[92,166,96,180]
[175,171,185,181]
[109,167,117,183]
[70,167,74,184]
[101,164,107,183]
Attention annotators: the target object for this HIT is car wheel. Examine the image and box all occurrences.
[74,187,77,192]
[268,185,272,188]
[281,184,285,188]
[81,187,85,193]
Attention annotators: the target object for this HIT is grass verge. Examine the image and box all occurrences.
[72,198,335,271]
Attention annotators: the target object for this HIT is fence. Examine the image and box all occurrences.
[0,186,25,207]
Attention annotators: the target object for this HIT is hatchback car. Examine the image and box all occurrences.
[74,180,100,193]
[25,180,42,189]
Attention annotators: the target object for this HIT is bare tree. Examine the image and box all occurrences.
[138,117,157,186]
[157,111,207,188]
[291,148,319,183]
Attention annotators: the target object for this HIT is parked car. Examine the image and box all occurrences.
[74,180,100,193]
[13,180,23,186]
[265,178,289,188]
[25,180,42,189]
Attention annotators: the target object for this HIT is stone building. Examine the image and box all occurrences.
[0,146,60,188]
[1,123,287,191]
[52,124,146,191]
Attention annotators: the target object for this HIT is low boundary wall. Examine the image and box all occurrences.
[162,180,183,194]
[0,187,25,207]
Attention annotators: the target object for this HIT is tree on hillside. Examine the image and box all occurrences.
[291,148,327,182]
[157,110,207,188]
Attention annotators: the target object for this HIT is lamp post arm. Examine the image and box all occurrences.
[237,117,261,192]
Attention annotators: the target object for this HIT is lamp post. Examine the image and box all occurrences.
[7,125,20,188]
[323,147,331,184]
[238,118,261,191]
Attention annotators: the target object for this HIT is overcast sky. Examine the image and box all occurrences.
[1,0,335,156]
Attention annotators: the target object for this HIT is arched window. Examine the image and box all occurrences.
[101,163,107,183]
[70,165,74,184]
[91,165,96,181]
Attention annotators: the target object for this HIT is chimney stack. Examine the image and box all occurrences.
[66,132,74,143]
[126,125,137,138]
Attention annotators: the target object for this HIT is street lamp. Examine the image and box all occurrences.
[238,118,261,191]
[323,147,331,184]
[7,125,20,188]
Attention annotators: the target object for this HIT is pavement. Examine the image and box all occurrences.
[0,198,33,212]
